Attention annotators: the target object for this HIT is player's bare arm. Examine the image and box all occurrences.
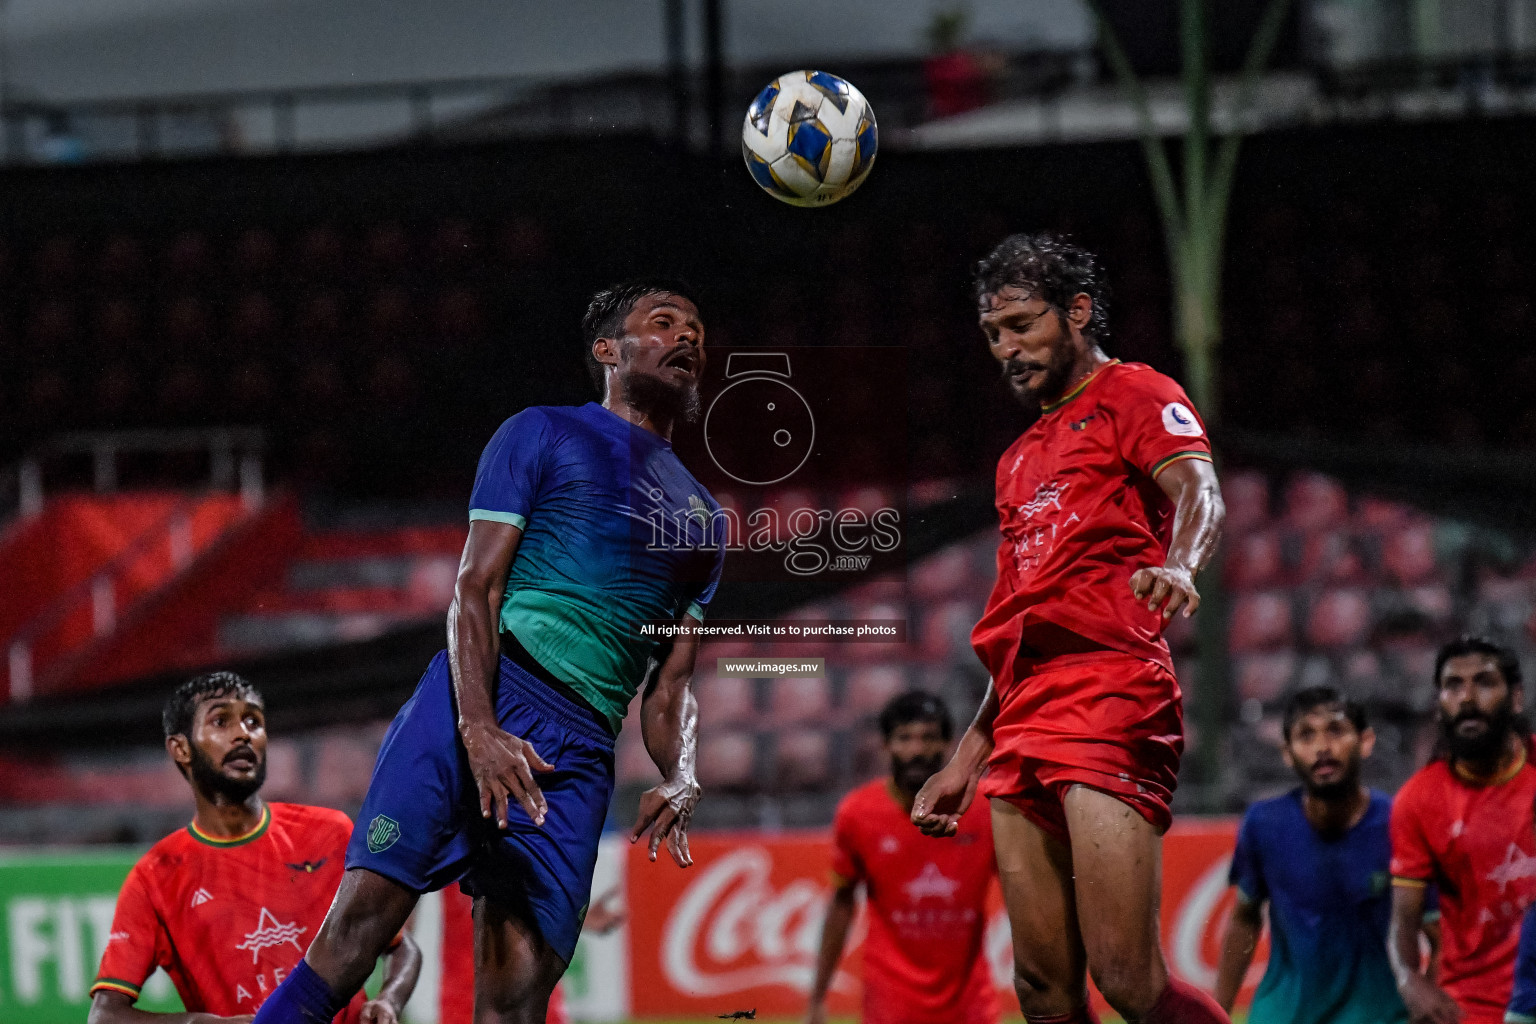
[1130,457,1224,620]
[449,518,555,829]
[911,683,999,837]
[629,610,704,866]
[358,931,422,1024]
[1212,894,1263,1012]
[804,879,857,1024]
[87,991,253,1024]
[1389,882,1461,1024]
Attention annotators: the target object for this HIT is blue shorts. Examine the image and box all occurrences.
[346,650,616,963]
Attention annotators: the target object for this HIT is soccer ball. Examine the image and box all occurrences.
[741,70,878,207]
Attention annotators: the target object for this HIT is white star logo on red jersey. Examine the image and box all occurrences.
[903,862,961,903]
[189,888,213,908]
[235,907,307,964]
[1487,843,1536,894]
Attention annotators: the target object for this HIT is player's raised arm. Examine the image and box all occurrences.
[630,610,704,866]
[1130,456,1225,620]
[911,682,999,837]
[449,518,554,830]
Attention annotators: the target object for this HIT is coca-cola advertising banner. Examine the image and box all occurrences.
[416,819,1265,1021]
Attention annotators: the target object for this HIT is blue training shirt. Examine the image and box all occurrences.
[1230,788,1408,1024]
[1508,905,1536,1023]
[468,403,725,733]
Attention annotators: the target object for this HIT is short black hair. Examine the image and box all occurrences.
[580,278,699,393]
[1282,685,1368,741]
[163,671,263,739]
[878,690,952,741]
[972,232,1110,343]
[1435,635,1522,692]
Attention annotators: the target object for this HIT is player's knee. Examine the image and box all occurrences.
[1086,955,1162,1017]
[1012,955,1072,1009]
[474,983,556,1024]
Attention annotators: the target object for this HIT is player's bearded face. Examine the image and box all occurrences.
[622,341,703,424]
[887,721,948,793]
[995,310,1076,407]
[1440,689,1518,762]
[188,734,266,802]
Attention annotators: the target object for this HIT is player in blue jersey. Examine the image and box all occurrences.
[1213,686,1420,1024]
[251,279,723,1024]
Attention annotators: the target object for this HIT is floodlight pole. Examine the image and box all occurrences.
[1087,0,1294,810]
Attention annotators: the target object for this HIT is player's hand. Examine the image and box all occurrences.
[584,885,628,934]
[460,719,555,829]
[631,774,701,867]
[911,761,979,837]
[1400,974,1461,1024]
[1130,564,1200,620]
[359,999,401,1024]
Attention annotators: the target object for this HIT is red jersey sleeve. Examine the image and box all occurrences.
[1110,367,1213,481]
[1389,776,1435,885]
[829,798,863,888]
[91,861,170,1002]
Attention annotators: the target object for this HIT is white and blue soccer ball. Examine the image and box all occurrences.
[741,70,878,208]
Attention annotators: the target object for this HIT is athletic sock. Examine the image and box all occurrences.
[1024,1007,1101,1024]
[1142,977,1230,1024]
[250,958,344,1024]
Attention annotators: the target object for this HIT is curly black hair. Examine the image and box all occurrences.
[162,670,263,739]
[1281,685,1368,741]
[972,232,1110,344]
[878,691,953,742]
[580,278,700,393]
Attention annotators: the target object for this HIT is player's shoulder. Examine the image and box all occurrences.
[1394,761,1454,810]
[835,779,889,819]
[129,825,201,883]
[1242,788,1303,832]
[270,801,352,836]
[1098,361,1192,403]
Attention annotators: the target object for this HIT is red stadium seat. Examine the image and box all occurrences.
[405,555,457,612]
[1354,495,1414,531]
[1235,652,1296,703]
[916,599,976,662]
[297,225,346,278]
[1295,531,1365,585]
[697,731,758,791]
[429,218,479,267]
[310,731,383,806]
[96,234,145,283]
[495,217,549,266]
[366,287,414,343]
[910,545,973,601]
[364,222,412,272]
[769,675,833,725]
[1382,523,1440,585]
[435,286,484,342]
[1306,589,1373,648]
[93,298,143,353]
[1228,591,1294,651]
[851,727,887,781]
[164,230,211,281]
[771,729,833,791]
[32,234,78,287]
[229,291,279,349]
[25,299,77,348]
[162,295,210,350]
[262,738,305,802]
[695,674,757,727]
[1284,472,1349,533]
[616,733,656,787]
[231,227,279,276]
[836,485,896,519]
[1225,530,1284,591]
[298,292,345,342]
[1221,470,1271,535]
[845,665,908,719]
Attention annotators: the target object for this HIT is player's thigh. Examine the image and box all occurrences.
[308,868,419,992]
[472,895,567,1024]
[1060,785,1167,999]
[990,797,1085,990]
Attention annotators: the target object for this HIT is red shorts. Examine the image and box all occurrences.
[979,650,1184,843]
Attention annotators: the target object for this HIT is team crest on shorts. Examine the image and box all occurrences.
[367,814,401,853]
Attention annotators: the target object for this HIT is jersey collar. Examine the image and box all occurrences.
[1451,743,1528,786]
[188,803,271,848]
[1040,359,1120,414]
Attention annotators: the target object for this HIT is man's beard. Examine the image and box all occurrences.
[1002,320,1076,408]
[1441,698,1518,763]
[188,743,265,803]
[1296,755,1361,802]
[892,752,945,794]
[625,369,702,425]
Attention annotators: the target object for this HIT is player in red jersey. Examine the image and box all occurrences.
[88,672,420,1024]
[912,233,1226,1024]
[805,692,998,1024]
[1389,637,1536,1024]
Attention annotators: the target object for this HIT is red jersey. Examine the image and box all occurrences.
[971,360,1212,678]
[831,779,999,1024]
[1390,749,1536,1024]
[92,802,369,1022]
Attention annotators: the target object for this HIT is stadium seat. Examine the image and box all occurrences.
[769,675,833,725]
[844,665,908,720]
[32,234,78,287]
[298,292,345,342]
[850,727,887,781]
[1382,522,1440,585]
[164,230,211,281]
[228,291,279,350]
[916,599,976,662]
[1284,472,1349,533]
[366,287,414,343]
[1306,589,1373,649]
[1228,591,1294,651]
[1354,495,1414,531]
[429,218,479,267]
[262,738,305,802]
[97,234,145,283]
[697,731,758,791]
[231,226,279,276]
[26,299,77,349]
[770,730,833,791]
[405,555,457,611]
[495,216,550,265]
[1235,652,1296,704]
[435,286,484,342]
[910,545,973,601]
[1225,530,1284,591]
[364,222,412,272]
[1295,531,1365,585]
[94,298,143,353]
[1221,470,1271,535]
[841,600,908,664]
[310,731,384,807]
[297,225,346,278]
[162,295,211,350]
[694,674,757,727]
[616,732,656,787]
